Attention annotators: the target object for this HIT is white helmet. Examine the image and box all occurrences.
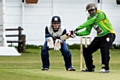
[86,3,97,11]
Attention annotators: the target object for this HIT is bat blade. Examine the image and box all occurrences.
[60,34,70,40]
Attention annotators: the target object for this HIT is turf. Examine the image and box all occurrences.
[0,49,120,80]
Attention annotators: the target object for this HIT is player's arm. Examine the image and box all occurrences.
[75,13,99,31]
[45,26,52,41]
[76,26,92,36]
[76,19,93,31]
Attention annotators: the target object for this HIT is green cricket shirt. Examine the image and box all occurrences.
[76,10,115,37]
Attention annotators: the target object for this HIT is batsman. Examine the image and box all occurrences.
[74,3,116,73]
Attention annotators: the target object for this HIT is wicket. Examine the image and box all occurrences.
[80,37,92,71]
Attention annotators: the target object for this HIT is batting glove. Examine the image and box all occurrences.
[74,29,79,36]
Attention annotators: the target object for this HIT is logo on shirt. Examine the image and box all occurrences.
[106,37,110,42]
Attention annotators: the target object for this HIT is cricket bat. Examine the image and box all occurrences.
[60,30,75,40]
[60,34,70,40]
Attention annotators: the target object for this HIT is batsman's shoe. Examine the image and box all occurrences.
[41,68,49,71]
[67,67,76,71]
[81,68,94,72]
[99,69,109,73]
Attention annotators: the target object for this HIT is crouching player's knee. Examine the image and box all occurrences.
[62,50,71,57]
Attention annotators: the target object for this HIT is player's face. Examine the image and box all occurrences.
[52,22,61,30]
[88,9,96,16]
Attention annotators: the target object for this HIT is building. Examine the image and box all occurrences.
[1,0,120,46]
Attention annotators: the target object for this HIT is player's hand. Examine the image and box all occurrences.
[67,30,76,38]
[74,28,79,31]
[74,29,79,36]
[70,30,76,38]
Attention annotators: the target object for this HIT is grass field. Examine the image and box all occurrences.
[0,49,120,80]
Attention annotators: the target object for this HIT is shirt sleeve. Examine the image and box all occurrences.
[62,28,67,35]
[76,16,97,30]
[45,26,52,40]
[77,26,92,36]
[75,13,99,36]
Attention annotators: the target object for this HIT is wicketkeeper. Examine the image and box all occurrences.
[74,3,116,73]
[41,15,75,71]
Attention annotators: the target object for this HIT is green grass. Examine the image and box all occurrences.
[0,49,120,80]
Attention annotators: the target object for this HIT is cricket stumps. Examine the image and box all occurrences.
[80,37,92,71]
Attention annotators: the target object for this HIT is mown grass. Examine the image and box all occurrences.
[0,49,120,80]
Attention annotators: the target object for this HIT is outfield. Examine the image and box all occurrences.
[0,49,120,80]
